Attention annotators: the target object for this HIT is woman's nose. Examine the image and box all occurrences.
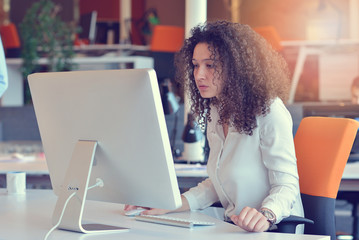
[195,66,205,80]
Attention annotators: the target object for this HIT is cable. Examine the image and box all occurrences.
[43,178,104,240]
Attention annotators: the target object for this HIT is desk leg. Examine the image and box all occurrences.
[288,46,307,104]
[337,191,359,240]
[353,202,358,240]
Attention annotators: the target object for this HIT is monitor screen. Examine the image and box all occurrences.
[79,11,97,44]
[28,69,181,233]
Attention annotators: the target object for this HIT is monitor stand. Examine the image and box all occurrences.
[52,140,128,233]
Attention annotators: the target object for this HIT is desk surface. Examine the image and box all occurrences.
[73,43,149,52]
[281,39,359,47]
[0,157,208,177]
[0,189,328,240]
[0,157,358,189]
[5,55,153,65]
[0,154,48,175]
[1,155,358,177]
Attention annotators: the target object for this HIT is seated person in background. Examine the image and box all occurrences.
[351,76,359,104]
[125,20,304,233]
[0,36,8,97]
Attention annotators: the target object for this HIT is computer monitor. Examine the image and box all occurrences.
[79,11,97,44]
[28,69,182,233]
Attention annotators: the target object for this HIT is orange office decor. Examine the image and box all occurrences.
[253,26,282,52]
[0,23,21,57]
[150,25,184,53]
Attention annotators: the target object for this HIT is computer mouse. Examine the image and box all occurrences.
[125,208,146,217]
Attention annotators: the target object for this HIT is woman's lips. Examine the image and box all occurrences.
[198,85,208,91]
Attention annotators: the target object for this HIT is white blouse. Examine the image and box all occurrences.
[183,98,304,225]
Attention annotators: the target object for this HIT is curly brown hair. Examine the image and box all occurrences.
[175,20,290,135]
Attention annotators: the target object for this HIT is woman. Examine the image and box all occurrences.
[126,20,304,233]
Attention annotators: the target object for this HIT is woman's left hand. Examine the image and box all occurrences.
[230,206,270,232]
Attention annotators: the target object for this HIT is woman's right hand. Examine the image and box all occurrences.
[124,204,143,211]
[124,204,170,215]
[124,195,190,215]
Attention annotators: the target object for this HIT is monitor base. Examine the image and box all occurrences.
[78,223,128,233]
[52,140,127,234]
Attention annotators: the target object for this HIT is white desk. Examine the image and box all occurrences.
[0,189,328,240]
[0,160,207,190]
[0,154,48,175]
[0,159,207,177]
[1,157,359,191]
[73,43,150,54]
[3,55,154,107]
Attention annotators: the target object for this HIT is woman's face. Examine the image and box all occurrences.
[192,43,223,99]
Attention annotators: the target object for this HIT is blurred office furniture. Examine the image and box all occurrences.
[78,11,98,45]
[282,39,359,104]
[73,44,149,56]
[130,8,159,46]
[0,23,21,57]
[181,113,204,163]
[150,25,184,85]
[149,25,185,157]
[254,26,282,52]
[339,161,359,239]
[95,21,120,45]
[161,79,180,157]
[3,55,153,107]
[0,106,40,141]
[277,117,359,240]
[150,25,184,53]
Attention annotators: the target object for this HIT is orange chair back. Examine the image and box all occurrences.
[294,117,359,199]
[253,26,282,51]
[0,23,21,49]
[150,25,184,53]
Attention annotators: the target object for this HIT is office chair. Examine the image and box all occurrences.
[150,25,184,84]
[0,23,21,57]
[253,26,282,52]
[276,117,359,240]
[150,25,184,53]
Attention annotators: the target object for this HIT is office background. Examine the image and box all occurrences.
[1,0,359,238]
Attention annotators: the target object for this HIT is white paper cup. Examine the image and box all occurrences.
[6,171,26,194]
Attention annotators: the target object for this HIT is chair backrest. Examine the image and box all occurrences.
[150,25,184,53]
[0,23,21,57]
[295,117,359,198]
[253,26,282,52]
[0,23,21,50]
[294,117,359,239]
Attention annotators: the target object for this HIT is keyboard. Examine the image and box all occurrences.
[135,215,215,228]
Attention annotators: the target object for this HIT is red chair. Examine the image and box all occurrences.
[253,26,282,52]
[150,25,184,52]
[0,23,21,57]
